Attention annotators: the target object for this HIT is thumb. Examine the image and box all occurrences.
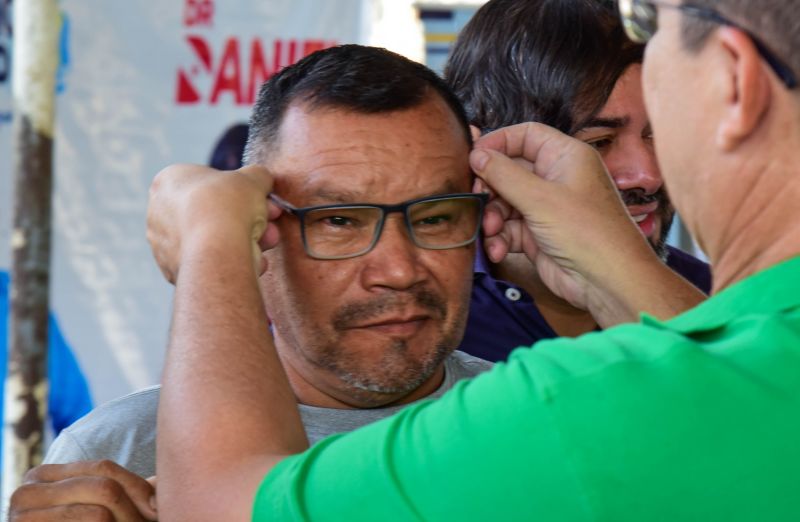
[470,148,546,219]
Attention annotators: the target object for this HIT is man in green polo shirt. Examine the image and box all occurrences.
[148,0,800,520]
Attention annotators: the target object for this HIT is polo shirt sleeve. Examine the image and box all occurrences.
[252,344,594,522]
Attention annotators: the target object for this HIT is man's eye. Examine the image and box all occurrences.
[586,137,613,151]
[324,216,356,227]
[417,215,450,226]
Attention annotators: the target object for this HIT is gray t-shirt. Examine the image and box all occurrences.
[44,351,491,477]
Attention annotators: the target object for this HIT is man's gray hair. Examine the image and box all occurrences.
[680,0,799,81]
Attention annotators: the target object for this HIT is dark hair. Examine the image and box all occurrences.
[445,0,644,135]
[244,44,472,164]
[208,123,248,170]
[679,0,799,79]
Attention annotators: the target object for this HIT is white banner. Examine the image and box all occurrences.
[1,0,373,405]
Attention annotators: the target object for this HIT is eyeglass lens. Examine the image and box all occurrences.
[407,197,481,249]
[302,197,482,259]
[624,0,658,43]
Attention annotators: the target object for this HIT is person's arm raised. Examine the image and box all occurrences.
[148,164,308,522]
[471,123,706,327]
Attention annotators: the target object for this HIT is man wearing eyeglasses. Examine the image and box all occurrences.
[8,46,494,521]
[150,0,800,520]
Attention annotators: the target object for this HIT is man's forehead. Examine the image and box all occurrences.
[301,177,464,204]
[579,66,649,131]
[270,99,472,203]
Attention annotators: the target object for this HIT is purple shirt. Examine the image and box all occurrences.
[458,245,712,362]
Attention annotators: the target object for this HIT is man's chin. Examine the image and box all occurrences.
[326,330,456,401]
[648,236,669,262]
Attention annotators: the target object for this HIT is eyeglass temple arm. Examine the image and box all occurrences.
[681,3,797,89]
[268,193,298,213]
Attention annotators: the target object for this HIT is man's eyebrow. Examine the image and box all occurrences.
[310,188,365,204]
[579,116,629,130]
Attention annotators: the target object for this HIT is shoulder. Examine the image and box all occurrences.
[68,385,160,427]
[45,385,160,474]
[665,246,712,293]
[499,322,690,398]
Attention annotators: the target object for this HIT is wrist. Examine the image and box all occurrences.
[582,233,664,327]
[180,225,259,275]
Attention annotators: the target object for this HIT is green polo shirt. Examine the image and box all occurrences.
[254,256,800,521]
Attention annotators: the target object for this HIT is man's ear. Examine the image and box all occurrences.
[715,26,771,151]
[470,125,482,142]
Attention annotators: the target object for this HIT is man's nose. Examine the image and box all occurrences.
[360,216,427,291]
[608,140,663,195]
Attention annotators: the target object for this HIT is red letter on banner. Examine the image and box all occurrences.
[210,37,243,105]
[184,0,214,27]
[246,39,271,105]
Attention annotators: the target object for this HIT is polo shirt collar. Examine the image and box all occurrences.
[644,255,800,334]
[473,237,491,275]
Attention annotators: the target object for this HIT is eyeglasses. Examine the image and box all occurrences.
[269,193,489,260]
[618,0,797,89]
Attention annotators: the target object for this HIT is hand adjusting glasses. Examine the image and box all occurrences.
[269,193,490,260]
[618,0,797,89]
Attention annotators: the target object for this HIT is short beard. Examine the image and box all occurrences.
[305,287,468,403]
[652,202,675,262]
[619,187,675,262]
[332,337,452,396]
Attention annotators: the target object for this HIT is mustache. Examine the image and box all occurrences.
[332,289,447,330]
[619,187,669,207]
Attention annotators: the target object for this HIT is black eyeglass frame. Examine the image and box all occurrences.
[619,0,797,89]
[269,192,490,260]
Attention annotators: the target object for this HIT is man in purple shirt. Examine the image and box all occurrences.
[446,0,711,361]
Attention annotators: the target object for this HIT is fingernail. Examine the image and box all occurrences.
[470,150,490,171]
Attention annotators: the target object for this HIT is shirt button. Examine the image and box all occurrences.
[504,287,522,302]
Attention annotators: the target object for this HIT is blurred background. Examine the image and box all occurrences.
[0,0,700,410]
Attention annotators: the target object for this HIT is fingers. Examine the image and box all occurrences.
[9,503,128,521]
[483,235,509,263]
[470,122,612,223]
[11,477,153,521]
[147,163,278,282]
[473,164,530,264]
[11,461,158,521]
[470,148,544,219]
[235,164,274,195]
[472,122,565,166]
[483,196,516,235]
[261,200,283,251]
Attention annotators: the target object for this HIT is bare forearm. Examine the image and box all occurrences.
[157,236,308,522]
[586,240,707,328]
